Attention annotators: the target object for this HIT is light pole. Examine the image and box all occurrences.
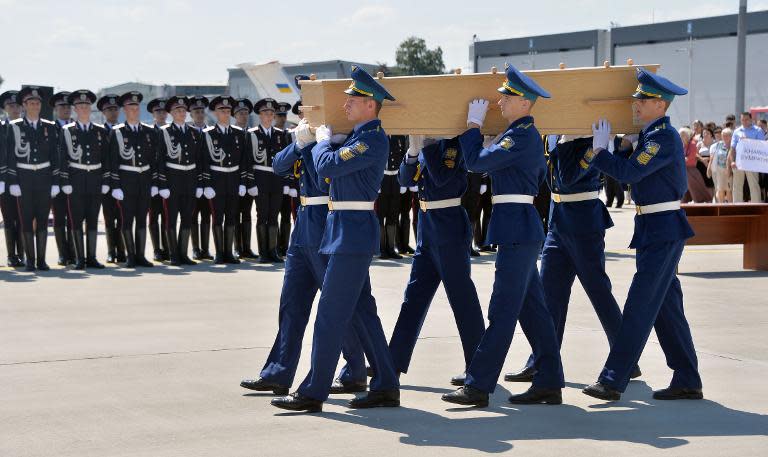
[675,21,695,126]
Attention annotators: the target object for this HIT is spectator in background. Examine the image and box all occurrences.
[759,119,767,135]
[728,112,765,203]
[692,120,704,142]
[680,127,713,203]
[714,126,723,143]
[708,127,732,203]
[725,114,736,125]
[697,127,715,193]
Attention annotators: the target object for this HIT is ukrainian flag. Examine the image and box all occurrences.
[276,83,293,94]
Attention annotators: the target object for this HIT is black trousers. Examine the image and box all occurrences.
[165,191,196,232]
[194,196,211,222]
[212,191,239,227]
[119,191,151,230]
[377,193,400,226]
[18,189,51,232]
[256,192,282,227]
[604,175,624,208]
[1,193,22,244]
[102,195,121,234]
[51,193,69,229]
[478,191,492,244]
[240,194,254,225]
[68,192,102,231]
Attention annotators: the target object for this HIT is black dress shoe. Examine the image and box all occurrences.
[8,256,24,267]
[329,378,367,394]
[271,392,322,413]
[652,386,703,400]
[504,366,537,382]
[450,372,466,386]
[86,258,105,269]
[470,248,481,257]
[441,385,489,407]
[366,366,374,378]
[479,245,494,252]
[508,386,562,405]
[630,367,642,379]
[74,260,86,270]
[582,382,621,401]
[116,253,127,263]
[135,257,154,267]
[349,390,400,409]
[37,261,50,271]
[240,377,289,395]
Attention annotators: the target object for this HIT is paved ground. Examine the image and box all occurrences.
[1,206,767,456]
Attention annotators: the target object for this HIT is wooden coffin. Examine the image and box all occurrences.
[299,63,660,136]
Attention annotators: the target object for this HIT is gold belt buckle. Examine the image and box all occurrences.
[552,193,561,203]
[327,200,334,211]
[419,200,427,212]
[635,206,643,215]
[300,196,307,206]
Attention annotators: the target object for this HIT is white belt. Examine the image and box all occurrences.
[636,201,681,215]
[166,162,196,171]
[328,200,375,211]
[119,164,150,173]
[69,162,101,172]
[418,197,462,212]
[300,196,330,206]
[210,165,240,173]
[551,191,599,203]
[383,169,399,176]
[17,161,51,171]
[253,165,274,172]
[492,194,535,205]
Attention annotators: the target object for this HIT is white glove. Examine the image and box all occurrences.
[409,186,418,192]
[592,119,611,151]
[51,185,60,198]
[101,184,110,195]
[150,186,159,197]
[0,181,4,195]
[238,185,246,197]
[204,187,216,199]
[315,125,331,143]
[480,184,487,194]
[248,186,259,196]
[195,187,203,199]
[399,186,407,194]
[293,119,314,148]
[62,185,73,195]
[283,185,290,195]
[111,188,124,201]
[467,99,489,128]
[288,188,298,198]
[407,134,425,157]
[10,184,21,197]
[330,133,348,144]
[159,189,170,199]
[547,135,559,152]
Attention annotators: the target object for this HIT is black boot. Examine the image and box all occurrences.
[398,221,414,254]
[508,386,562,405]
[15,229,25,266]
[167,228,180,266]
[5,228,23,267]
[224,226,240,264]
[191,220,201,260]
[134,228,154,267]
[240,223,257,259]
[213,225,225,264]
[178,228,196,265]
[53,227,68,266]
[199,222,213,260]
[23,231,36,272]
[35,229,50,271]
[267,225,283,263]
[278,216,291,257]
[441,385,489,407]
[149,219,162,261]
[66,227,76,265]
[348,390,400,409]
[385,224,402,259]
[234,222,243,259]
[378,223,389,259]
[72,229,86,270]
[160,229,170,261]
[115,227,127,263]
[257,225,269,264]
[86,230,105,269]
[105,226,117,263]
[122,229,136,268]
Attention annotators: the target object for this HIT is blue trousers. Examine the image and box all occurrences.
[388,243,485,373]
[465,243,564,393]
[298,254,399,401]
[259,245,367,387]
[522,230,624,371]
[599,240,701,392]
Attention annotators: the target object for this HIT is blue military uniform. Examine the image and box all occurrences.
[388,136,486,375]
[585,69,701,395]
[458,66,564,395]
[293,66,399,403]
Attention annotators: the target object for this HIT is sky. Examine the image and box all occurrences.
[1,0,766,93]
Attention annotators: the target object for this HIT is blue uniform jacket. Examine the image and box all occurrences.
[313,119,388,255]
[589,116,694,248]
[399,136,472,247]
[460,116,546,245]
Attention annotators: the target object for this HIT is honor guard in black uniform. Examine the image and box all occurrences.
[157,96,203,266]
[50,91,76,265]
[462,170,482,256]
[188,95,213,260]
[147,97,169,261]
[396,179,415,255]
[477,173,494,252]
[248,98,288,263]
[97,93,126,264]
[59,90,109,270]
[1,90,25,267]
[275,101,296,257]
[231,98,256,260]
[109,91,159,268]
[5,86,61,271]
[376,134,407,259]
[201,95,255,264]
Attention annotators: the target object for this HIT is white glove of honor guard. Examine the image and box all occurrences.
[111,188,124,201]
[467,99,489,128]
[592,119,612,152]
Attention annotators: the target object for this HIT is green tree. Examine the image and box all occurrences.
[395,37,445,76]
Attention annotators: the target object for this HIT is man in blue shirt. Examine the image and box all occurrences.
[728,111,766,203]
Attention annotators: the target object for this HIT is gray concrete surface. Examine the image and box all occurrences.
[1,206,767,456]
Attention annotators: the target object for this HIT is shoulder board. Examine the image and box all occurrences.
[274,127,284,133]
[517,123,533,130]
[41,118,55,125]
[10,118,23,125]
[64,122,77,129]
[140,122,153,129]
[160,124,171,131]
[361,125,382,134]
[93,122,104,129]
[203,126,215,133]
[247,126,259,133]
[231,125,243,131]
[113,123,125,130]
[653,123,667,131]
